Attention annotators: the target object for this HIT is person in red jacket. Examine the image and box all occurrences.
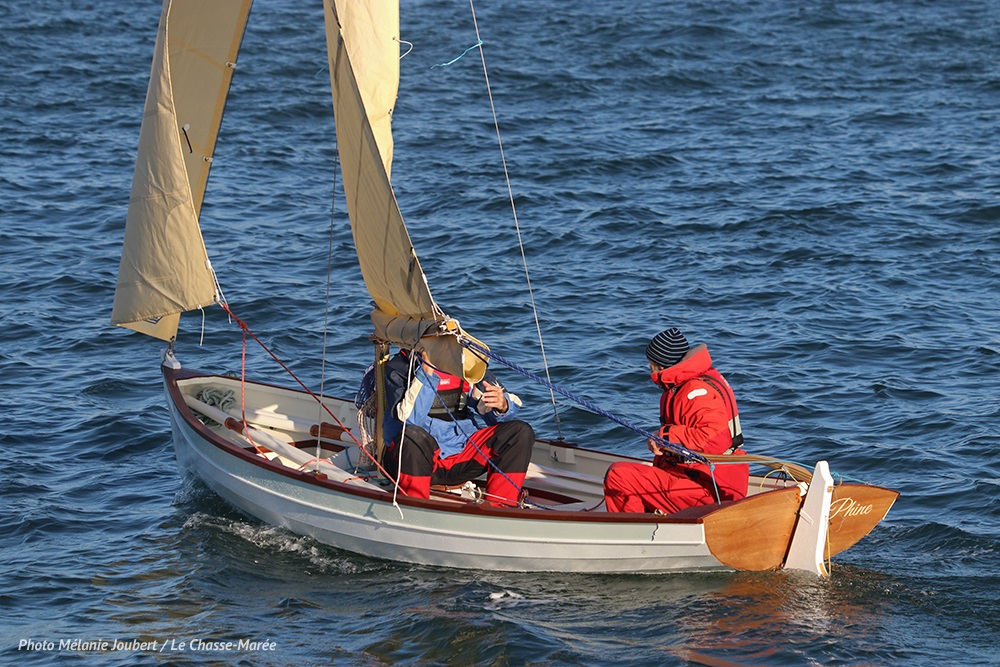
[603,327,749,514]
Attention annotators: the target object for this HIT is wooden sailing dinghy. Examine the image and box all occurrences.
[112,0,897,575]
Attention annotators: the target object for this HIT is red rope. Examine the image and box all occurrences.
[238,321,267,455]
[219,303,392,478]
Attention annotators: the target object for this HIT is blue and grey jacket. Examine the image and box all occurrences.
[382,351,523,458]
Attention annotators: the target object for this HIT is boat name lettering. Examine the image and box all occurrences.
[829,497,873,520]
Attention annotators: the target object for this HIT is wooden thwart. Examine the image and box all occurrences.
[310,421,351,442]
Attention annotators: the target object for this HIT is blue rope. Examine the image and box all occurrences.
[431,40,483,69]
[708,462,722,505]
[457,337,710,466]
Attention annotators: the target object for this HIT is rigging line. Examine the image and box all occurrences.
[201,258,229,345]
[237,321,265,455]
[208,258,232,336]
[457,336,710,466]
[316,158,340,472]
[392,351,420,512]
[466,0,563,440]
[396,37,414,60]
[430,40,480,68]
[217,302,397,483]
[708,463,722,505]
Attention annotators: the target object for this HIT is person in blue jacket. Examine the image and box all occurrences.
[381,348,534,507]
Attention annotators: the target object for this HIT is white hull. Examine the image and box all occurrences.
[163,357,897,574]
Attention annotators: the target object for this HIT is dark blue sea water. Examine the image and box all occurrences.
[2,0,999,664]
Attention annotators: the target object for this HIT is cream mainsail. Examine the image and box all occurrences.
[111,0,251,341]
[323,0,488,382]
[115,0,486,380]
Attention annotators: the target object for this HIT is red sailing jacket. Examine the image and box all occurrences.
[651,344,748,502]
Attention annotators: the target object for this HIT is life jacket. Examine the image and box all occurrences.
[660,368,744,455]
[426,370,472,421]
[655,368,747,502]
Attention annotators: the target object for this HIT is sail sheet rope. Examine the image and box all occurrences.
[431,40,482,69]
[453,5,832,489]
[218,302,399,482]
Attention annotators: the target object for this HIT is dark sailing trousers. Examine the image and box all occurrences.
[383,420,534,506]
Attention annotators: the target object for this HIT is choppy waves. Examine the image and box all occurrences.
[2,0,999,665]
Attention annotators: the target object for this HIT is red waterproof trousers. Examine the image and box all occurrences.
[603,460,720,514]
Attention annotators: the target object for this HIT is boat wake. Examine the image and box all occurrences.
[485,590,555,611]
[181,512,377,575]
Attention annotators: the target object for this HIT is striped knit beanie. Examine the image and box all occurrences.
[645,327,690,368]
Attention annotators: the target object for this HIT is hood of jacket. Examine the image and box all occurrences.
[650,343,712,389]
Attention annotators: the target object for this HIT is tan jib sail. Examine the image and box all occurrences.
[323,0,488,382]
[111,0,251,341]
